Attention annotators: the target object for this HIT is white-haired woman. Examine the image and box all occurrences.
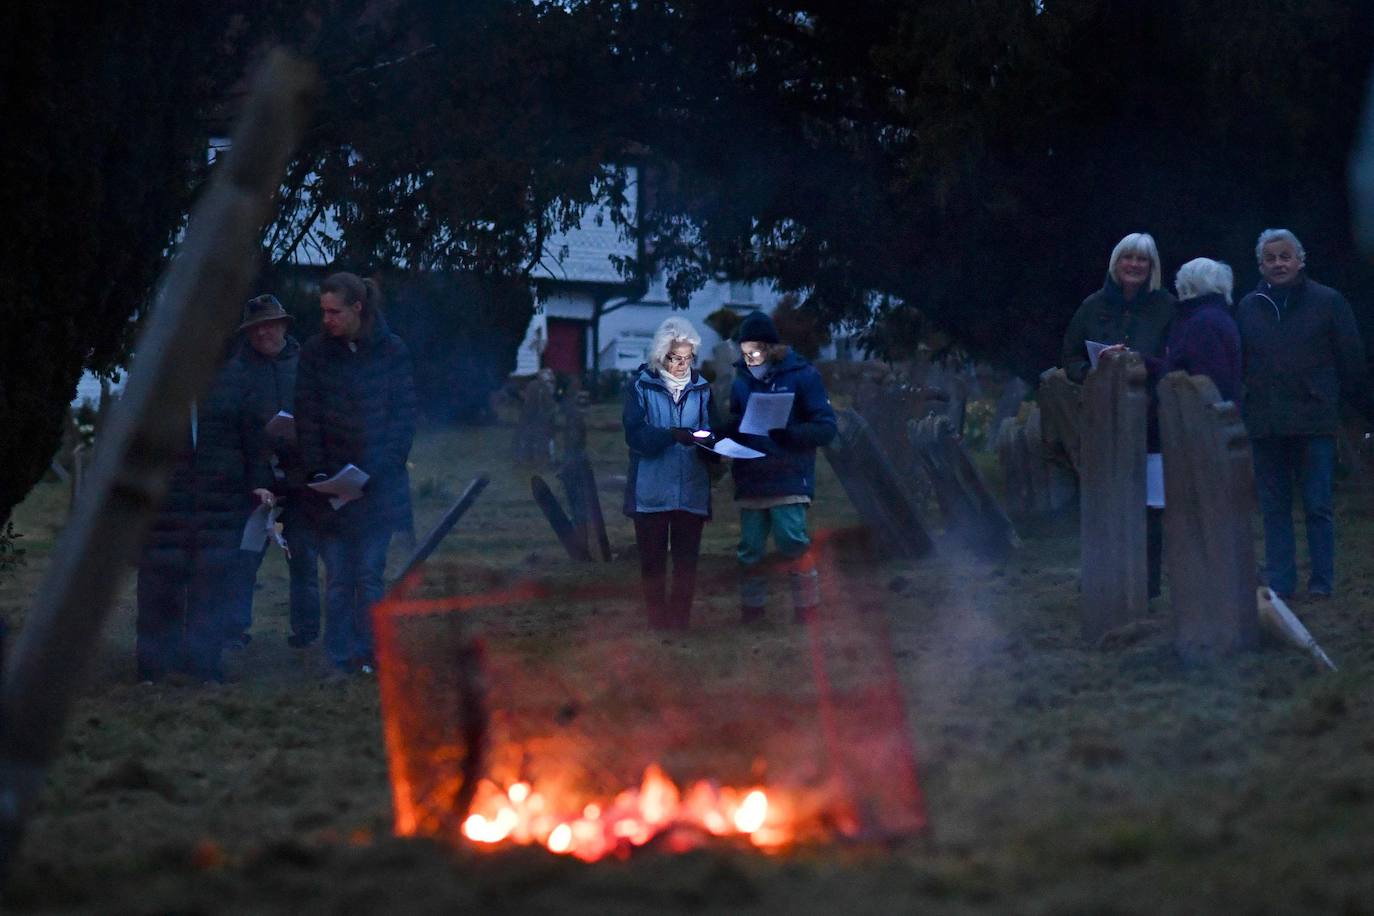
[1061,232,1176,384]
[622,316,718,629]
[1062,232,1176,599]
[1164,258,1241,403]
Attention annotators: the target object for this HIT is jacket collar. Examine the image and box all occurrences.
[241,335,300,363]
[1176,292,1228,317]
[636,364,708,393]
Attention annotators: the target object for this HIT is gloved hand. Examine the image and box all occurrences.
[768,427,793,448]
[669,427,696,446]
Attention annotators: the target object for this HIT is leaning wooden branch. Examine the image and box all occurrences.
[0,50,317,884]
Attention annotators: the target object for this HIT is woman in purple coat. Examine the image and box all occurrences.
[1164,258,1242,403]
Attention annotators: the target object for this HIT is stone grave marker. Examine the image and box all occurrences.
[1079,350,1148,641]
[512,374,558,465]
[823,409,934,560]
[909,414,1019,557]
[1158,371,1259,660]
[1037,367,1083,471]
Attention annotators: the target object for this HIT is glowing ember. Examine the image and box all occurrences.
[457,764,790,860]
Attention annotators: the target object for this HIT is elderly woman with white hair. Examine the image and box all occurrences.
[1061,232,1177,384]
[622,316,719,629]
[1062,232,1176,599]
[1163,258,1242,403]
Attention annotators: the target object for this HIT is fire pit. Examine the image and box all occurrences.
[372,530,925,860]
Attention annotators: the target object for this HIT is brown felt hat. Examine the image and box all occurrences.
[238,294,292,331]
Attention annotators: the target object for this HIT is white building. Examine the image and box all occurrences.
[513,167,820,377]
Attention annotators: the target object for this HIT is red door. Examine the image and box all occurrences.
[543,318,587,376]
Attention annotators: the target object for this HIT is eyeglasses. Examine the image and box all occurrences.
[664,354,694,366]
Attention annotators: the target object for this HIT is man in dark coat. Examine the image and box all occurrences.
[726,309,837,623]
[295,272,417,674]
[137,357,274,683]
[1236,228,1374,600]
[227,294,321,648]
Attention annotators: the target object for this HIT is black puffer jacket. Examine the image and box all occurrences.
[295,314,418,535]
[140,361,272,569]
[1236,275,1374,438]
[233,336,302,485]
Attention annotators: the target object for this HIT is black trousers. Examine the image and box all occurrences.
[633,511,706,629]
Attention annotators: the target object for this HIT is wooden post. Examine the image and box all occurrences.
[1158,372,1259,660]
[823,410,934,560]
[0,50,316,881]
[1079,350,1148,641]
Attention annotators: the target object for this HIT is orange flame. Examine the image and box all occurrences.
[458,763,790,860]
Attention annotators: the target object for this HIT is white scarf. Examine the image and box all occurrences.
[660,368,690,402]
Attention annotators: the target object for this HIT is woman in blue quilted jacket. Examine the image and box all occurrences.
[622,317,717,629]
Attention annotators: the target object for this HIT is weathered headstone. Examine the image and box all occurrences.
[557,452,611,562]
[707,340,736,419]
[512,375,558,465]
[1158,372,1259,660]
[1037,367,1083,471]
[995,407,1076,518]
[909,414,1019,557]
[531,475,592,562]
[1079,351,1148,641]
[995,416,1031,515]
[853,378,943,484]
[823,409,934,560]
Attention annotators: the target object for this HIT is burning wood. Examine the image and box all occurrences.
[453,763,791,861]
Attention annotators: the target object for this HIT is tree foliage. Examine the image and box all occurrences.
[5,0,1372,522]
[0,3,286,522]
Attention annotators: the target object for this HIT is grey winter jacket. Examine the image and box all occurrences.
[622,366,714,517]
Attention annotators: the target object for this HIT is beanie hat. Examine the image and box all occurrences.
[734,309,780,344]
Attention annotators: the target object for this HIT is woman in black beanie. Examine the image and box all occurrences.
[726,310,837,623]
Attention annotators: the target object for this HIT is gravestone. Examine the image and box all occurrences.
[995,416,1031,515]
[909,414,1019,557]
[512,375,558,466]
[707,340,737,418]
[853,378,943,487]
[531,475,592,562]
[823,409,934,560]
[1037,367,1083,471]
[557,452,611,562]
[995,407,1075,517]
[1079,351,1148,641]
[1158,371,1259,660]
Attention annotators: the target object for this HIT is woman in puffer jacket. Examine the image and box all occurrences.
[622,316,718,630]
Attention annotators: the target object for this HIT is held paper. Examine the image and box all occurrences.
[739,391,794,436]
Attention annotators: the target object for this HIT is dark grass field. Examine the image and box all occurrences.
[2,402,1373,914]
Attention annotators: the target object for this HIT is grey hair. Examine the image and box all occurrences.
[1255,228,1306,264]
[648,315,701,368]
[1174,257,1235,304]
[1107,232,1162,291]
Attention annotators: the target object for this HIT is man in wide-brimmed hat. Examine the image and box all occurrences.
[228,293,321,650]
